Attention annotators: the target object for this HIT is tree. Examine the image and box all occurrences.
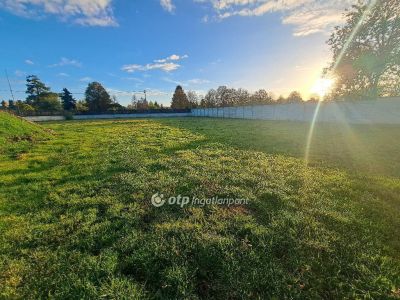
[187,91,199,108]
[1,100,7,109]
[60,88,76,111]
[171,85,190,109]
[286,91,303,103]
[200,98,207,108]
[136,98,149,110]
[276,95,287,103]
[76,100,88,113]
[36,92,62,111]
[200,87,252,108]
[250,89,274,105]
[215,86,231,107]
[15,101,35,114]
[327,0,400,99]
[85,82,112,113]
[130,94,138,109]
[148,101,160,109]
[8,100,15,110]
[203,89,217,108]
[26,75,50,105]
[108,95,124,112]
[235,88,251,106]
[24,75,61,111]
[308,94,321,103]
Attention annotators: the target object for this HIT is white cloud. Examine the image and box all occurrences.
[201,15,209,23]
[57,72,70,77]
[162,77,183,85]
[187,78,209,84]
[106,88,134,97]
[0,0,117,27]
[281,3,352,36]
[25,59,34,65]
[146,88,169,97]
[123,77,144,83]
[160,0,175,13]
[163,77,209,86]
[80,76,92,82]
[122,54,188,73]
[154,54,188,63]
[194,0,357,36]
[50,57,82,68]
[122,63,181,73]
[14,70,26,77]
[106,88,169,97]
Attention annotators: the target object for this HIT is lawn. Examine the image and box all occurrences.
[1,115,399,299]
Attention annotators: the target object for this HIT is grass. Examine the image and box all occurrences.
[0,115,399,299]
[158,118,400,178]
[0,111,51,159]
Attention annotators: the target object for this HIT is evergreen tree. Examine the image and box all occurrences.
[148,101,160,109]
[26,75,50,105]
[25,75,61,111]
[85,82,112,113]
[8,100,15,109]
[171,85,190,109]
[60,88,77,111]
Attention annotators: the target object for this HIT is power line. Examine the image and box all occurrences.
[4,70,15,102]
[0,89,148,95]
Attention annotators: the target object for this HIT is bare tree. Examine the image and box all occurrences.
[187,90,199,108]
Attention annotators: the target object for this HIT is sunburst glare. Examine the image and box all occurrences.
[310,78,334,98]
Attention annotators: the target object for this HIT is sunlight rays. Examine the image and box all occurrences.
[304,0,378,166]
[310,78,334,98]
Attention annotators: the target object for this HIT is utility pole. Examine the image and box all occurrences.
[5,69,21,116]
[5,69,15,102]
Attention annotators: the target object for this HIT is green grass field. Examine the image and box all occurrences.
[1,113,399,299]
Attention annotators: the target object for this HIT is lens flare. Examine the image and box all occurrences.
[310,78,334,98]
[305,100,322,165]
[304,0,378,167]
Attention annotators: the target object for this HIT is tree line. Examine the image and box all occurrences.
[170,85,312,109]
[0,76,166,115]
[0,76,312,115]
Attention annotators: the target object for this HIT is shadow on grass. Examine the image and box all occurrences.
[0,118,399,299]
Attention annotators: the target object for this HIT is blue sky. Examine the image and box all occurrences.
[0,0,357,106]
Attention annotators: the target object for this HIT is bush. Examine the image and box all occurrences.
[63,111,74,120]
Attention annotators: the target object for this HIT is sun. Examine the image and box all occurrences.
[310,78,334,98]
